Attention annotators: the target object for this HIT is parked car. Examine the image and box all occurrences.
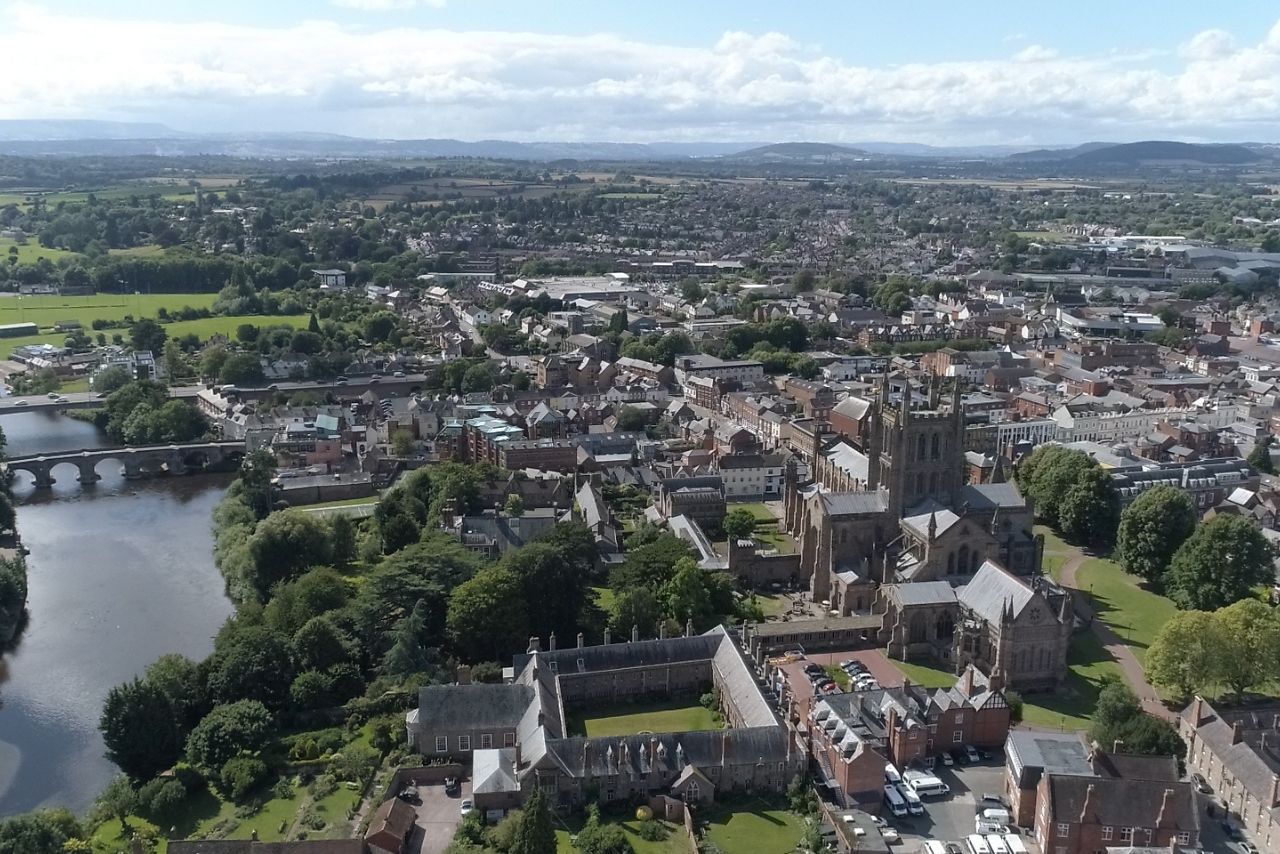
[951,748,966,764]
[804,663,825,675]
[1190,773,1211,794]
[880,828,900,843]
[965,745,981,763]
[396,786,420,804]
[940,752,954,766]
[980,793,1009,809]
[460,799,475,816]
[444,776,460,796]
[945,844,964,854]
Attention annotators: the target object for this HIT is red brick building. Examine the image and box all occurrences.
[1033,774,1199,854]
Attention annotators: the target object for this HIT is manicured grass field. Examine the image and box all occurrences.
[0,307,306,354]
[567,699,722,738]
[1075,556,1176,652]
[0,236,80,264]
[109,244,169,257]
[702,798,807,854]
[0,291,219,329]
[892,659,960,689]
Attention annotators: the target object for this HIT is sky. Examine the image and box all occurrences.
[5,1,1280,145]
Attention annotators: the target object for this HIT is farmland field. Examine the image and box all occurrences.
[0,237,80,264]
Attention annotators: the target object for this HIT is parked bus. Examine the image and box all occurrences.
[965,835,992,854]
[883,785,908,818]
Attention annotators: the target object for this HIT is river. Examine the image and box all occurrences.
[0,411,234,817]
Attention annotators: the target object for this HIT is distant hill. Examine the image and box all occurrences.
[1073,140,1263,165]
[0,119,182,141]
[1009,140,1264,166]
[727,142,870,162]
[1006,142,1117,162]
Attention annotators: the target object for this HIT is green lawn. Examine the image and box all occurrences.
[593,586,616,612]
[891,659,960,689]
[702,798,807,854]
[0,237,80,264]
[752,592,793,619]
[1036,524,1072,581]
[567,699,722,738]
[888,640,1121,733]
[109,244,169,257]
[1075,556,1176,652]
[731,502,778,522]
[824,664,851,689]
[0,309,306,353]
[555,815,688,854]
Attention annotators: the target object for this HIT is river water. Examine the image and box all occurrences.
[0,412,234,817]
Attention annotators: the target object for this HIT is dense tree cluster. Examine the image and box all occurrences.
[1088,681,1185,762]
[1016,445,1119,549]
[1147,599,1280,701]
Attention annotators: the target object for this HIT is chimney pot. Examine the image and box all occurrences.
[631,624,639,643]
[549,632,557,651]
[577,632,584,649]
[456,664,472,685]
[1113,739,1125,753]
[603,628,611,645]
[1233,721,1245,745]
[528,635,541,653]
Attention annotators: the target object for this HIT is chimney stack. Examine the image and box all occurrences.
[1233,721,1245,745]
[1113,739,1126,753]
[1272,774,1280,808]
[962,666,975,696]
[632,624,639,643]
[527,636,541,654]
[686,618,694,637]
[660,622,667,640]
[583,740,591,776]
[549,632,557,651]
[604,628,611,645]
[1193,695,1206,727]
[456,664,472,685]
[577,632,584,649]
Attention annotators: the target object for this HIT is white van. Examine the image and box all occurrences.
[982,807,1012,825]
[884,784,908,818]
[898,783,924,815]
[885,763,902,784]
[986,834,1009,854]
[975,818,1005,835]
[966,834,992,854]
[923,841,947,854]
[1004,835,1028,854]
[909,775,950,797]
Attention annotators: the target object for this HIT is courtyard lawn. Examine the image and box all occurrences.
[731,502,778,522]
[702,798,807,854]
[568,699,722,738]
[1075,556,1176,652]
[891,659,960,689]
[752,591,793,619]
[824,664,851,689]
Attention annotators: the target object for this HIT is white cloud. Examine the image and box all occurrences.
[331,0,445,10]
[2,5,1279,143]
[1180,28,1236,62]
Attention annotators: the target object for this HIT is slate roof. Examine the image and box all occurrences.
[823,442,870,483]
[957,561,1036,624]
[473,747,520,794]
[1047,775,1199,833]
[418,683,534,730]
[1181,699,1280,808]
[961,482,1027,511]
[832,396,872,421]
[901,508,961,539]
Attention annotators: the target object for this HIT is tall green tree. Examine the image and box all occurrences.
[1017,445,1098,526]
[1249,437,1277,475]
[247,510,334,594]
[723,509,757,540]
[329,514,357,567]
[1215,599,1280,700]
[511,785,557,854]
[1165,515,1275,610]
[447,566,528,662]
[184,700,274,771]
[99,678,183,780]
[1115,485,1198,585]
[383,600,434,679]
[608,587,662,639]
[1057,466,1120,548]
[1145,610,1223,700]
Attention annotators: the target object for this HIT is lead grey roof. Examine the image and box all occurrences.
[821,490,889,515]
[886,580,958,606]
[957,561,1036,624]
[1006,730,1094,777]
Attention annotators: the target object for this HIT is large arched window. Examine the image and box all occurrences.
[909,612,929,644]
[917,434,926,461]
[958,544,970,573]
[931,433,941,460]
[947,552,957,574]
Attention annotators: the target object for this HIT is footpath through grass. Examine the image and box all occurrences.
[1037,524,1072,581]
[1075,556,1177,652]
[567,699,722,738]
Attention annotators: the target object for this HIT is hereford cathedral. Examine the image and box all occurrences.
[782,376,1072,691]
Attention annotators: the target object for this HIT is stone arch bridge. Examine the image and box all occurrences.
[3,441,247,488]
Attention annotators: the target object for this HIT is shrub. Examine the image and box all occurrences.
[221,757,270,803]
[637,821,669,841]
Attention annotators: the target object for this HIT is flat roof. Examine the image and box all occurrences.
[752,614,881,638]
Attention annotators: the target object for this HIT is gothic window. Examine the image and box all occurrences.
[947,552,956,574]
[909,612,928,644]
[936,612,954,639]
[930,472,939,494]
[931,433,941,460]
[958,545,970,573]
[917,434,926,460]
[970,549,981,573]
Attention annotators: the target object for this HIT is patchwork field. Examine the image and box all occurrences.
[567,699,722,738]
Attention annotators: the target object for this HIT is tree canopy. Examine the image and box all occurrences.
[1115,485,1197,585]
[1165,515,1275,610]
